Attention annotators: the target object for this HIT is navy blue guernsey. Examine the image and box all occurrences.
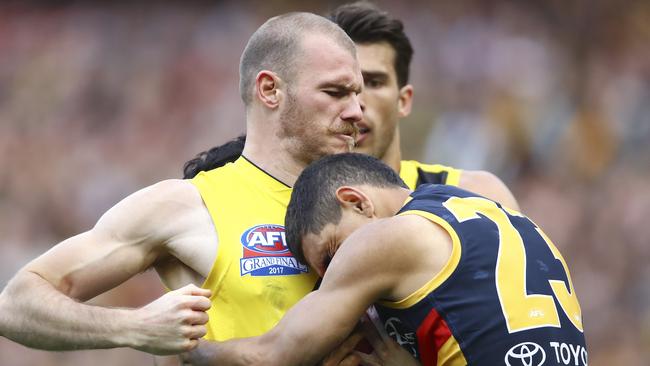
[374,184,587,366]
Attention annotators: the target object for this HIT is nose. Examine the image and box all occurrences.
[358,90,368,110]
[341,94,364,123]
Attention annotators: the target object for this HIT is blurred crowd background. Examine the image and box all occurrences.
[0,0,648,364]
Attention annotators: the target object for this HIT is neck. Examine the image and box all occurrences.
[385,187,413,216]
[381,129,402,173]
[242,123,304,187]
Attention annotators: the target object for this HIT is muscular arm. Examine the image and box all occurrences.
[183,215,448,366]
[0,180,211,354]
[458,170,520,211]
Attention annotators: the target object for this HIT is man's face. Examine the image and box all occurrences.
[353,42,411,160]
[302,206,373,278]
[278,33,364,165]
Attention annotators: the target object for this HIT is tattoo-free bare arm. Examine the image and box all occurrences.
[0,180,211,354]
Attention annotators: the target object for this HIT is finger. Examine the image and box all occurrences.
[182,324,207,340]
[354,351,381,366]
[188,310,210,325]
[183,338,200,352]
[179,284,212,298]
[359,317,386,355]
[322,332,364,366]
[383,336,403,351]
[337,353,362,366]
[340,331,365,353]
[184,295,212,311]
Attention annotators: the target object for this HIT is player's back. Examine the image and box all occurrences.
[375,184,587,366]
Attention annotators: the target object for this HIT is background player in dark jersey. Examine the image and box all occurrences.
[183,152,586,366]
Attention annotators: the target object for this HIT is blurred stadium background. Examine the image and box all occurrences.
[0,0,648,364]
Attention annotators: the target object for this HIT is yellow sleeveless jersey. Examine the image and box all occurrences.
[191,157,318,341]
[399,160,462,190]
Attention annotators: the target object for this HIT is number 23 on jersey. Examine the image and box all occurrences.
[444,196,584,334]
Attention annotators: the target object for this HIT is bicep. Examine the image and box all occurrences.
[22,183,181,301]
[24,227,158,302]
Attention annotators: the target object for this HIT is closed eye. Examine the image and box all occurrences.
[323,89,347,98]
[322,254,332,273]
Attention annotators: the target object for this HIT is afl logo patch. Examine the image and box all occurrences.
[239,224,309,277]
[505,342,546,366]
[241,224,289,254]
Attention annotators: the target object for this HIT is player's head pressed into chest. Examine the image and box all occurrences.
[285,153,408,276]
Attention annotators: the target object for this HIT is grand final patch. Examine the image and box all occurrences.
[240,224,309,277]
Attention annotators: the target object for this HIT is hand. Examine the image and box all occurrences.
[354,338,419,366]
[130,284,211,355]
[320,331,365,366]
[354,316,420,366]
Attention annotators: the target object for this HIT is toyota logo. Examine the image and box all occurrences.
[505,342,546,366]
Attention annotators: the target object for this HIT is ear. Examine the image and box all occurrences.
[334,186,374,218]
[255,70,282,109]
[397,84,413,118]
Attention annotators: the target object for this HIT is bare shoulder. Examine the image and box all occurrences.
[145,180,218,284]
[343,215,449,251]
[458,169,520,210]
[323,218,416,280]
[123,179,203,209]
[94,179,208,244]
[328,214,453,302]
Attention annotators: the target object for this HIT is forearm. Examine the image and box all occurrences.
[0,270,140,351]
[183,339,269,366]
[184,295,354,366]
[187,332,349,366]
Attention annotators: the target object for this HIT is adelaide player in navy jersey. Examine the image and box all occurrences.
[185,153,586,366]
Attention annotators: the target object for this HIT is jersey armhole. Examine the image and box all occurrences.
[378,209,462,309]
[444,167,462,186]
[190,173,229,296]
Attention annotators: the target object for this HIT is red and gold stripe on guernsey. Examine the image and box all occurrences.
[416,308,467,366]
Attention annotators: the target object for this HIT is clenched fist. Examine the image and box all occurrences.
[129,284,212,355]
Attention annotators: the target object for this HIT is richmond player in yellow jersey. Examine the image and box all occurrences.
[179,3,519,363]
[0,12,364,358]
[195,153,586,366]
[186,2,518,210]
